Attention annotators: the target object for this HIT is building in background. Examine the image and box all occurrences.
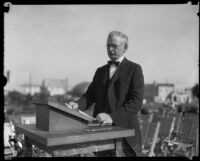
[144,82,193,105]
[144,81,158,103]
[21,114,36,125]
[19,84,41,95]
[167,87,192,105]
[43,78,68,96]
[19,78,69,96]
[154,83,175,103]
[144,82,175,104]
[12,113,36,125]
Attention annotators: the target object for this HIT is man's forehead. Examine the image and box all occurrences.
[107,35,123,44]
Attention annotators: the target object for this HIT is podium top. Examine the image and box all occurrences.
[15,124,135,146]
[33,100,95,122]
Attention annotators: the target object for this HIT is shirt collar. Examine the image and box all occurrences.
[115,55,125,63]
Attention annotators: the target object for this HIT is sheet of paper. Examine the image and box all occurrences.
[65,103,96,121]
[82,127,112,132]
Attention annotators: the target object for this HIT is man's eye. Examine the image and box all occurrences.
[107,45,118,48]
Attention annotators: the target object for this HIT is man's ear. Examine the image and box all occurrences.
[123,46,127,53]
[124,44,128,52]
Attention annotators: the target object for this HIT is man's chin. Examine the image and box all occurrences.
[109,56,118,61]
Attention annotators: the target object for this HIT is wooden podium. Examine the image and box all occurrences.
[33,100,95,131]
[15,99,135,157]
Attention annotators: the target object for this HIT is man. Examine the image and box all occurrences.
[68,31,144,156]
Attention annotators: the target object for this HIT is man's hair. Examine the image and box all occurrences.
[108,31,128,51]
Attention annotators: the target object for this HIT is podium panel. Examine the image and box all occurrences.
[34,100,90,131]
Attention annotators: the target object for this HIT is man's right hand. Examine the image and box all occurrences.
[66,102,79,110]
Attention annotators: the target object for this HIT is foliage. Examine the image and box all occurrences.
[39,81,50,100]
[192,84,199,98]
[140,107,150,115]
[68,82,90,97]
[182,103,199,115]
[6,90,26,105]
[6,108,15,115]
[5,91,35,115]
[47,95,72,103]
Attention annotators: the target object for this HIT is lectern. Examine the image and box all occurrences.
[15,99,135,157]
[33,100,95,131]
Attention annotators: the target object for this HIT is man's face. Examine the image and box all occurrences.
[107,35,126,61]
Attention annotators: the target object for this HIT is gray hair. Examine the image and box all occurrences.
[108,31,129,51]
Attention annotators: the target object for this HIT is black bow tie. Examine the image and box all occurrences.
[107,61,120,66]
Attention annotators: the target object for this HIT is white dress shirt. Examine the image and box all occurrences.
[109,55,125,79]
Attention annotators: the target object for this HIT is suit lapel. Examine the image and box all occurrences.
[101,65,109,85]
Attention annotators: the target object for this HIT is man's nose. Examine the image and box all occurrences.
[109,46,114,51]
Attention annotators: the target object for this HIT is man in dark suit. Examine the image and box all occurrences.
[68,31,144,156]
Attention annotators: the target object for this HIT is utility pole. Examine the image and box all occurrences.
[6,70,10,82]
[29,73,32,95]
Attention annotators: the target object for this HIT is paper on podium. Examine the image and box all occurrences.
[65,103,96,121]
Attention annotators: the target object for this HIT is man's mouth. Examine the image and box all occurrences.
[109,52,116,56]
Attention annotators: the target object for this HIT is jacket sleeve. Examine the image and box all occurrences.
[110,65,144,120]
[76,69,98,111]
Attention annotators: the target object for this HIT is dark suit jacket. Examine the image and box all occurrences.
[77,57,144,153]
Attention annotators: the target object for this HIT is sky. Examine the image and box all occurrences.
[4,4,199,91]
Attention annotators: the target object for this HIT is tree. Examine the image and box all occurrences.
[192,84,199,98]
[6,90,26,105]
[36,80,50,100]
[69,82,90,98]
[6,108,15,115]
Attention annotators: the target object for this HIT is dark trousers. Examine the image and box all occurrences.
[94,138,136,157]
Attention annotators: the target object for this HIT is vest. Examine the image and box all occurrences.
[102,67,112,114]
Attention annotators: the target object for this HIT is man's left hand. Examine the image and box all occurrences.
[96,113,113,125]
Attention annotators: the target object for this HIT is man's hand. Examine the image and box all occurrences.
[65,102,79,110]
[96,113,113,126]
